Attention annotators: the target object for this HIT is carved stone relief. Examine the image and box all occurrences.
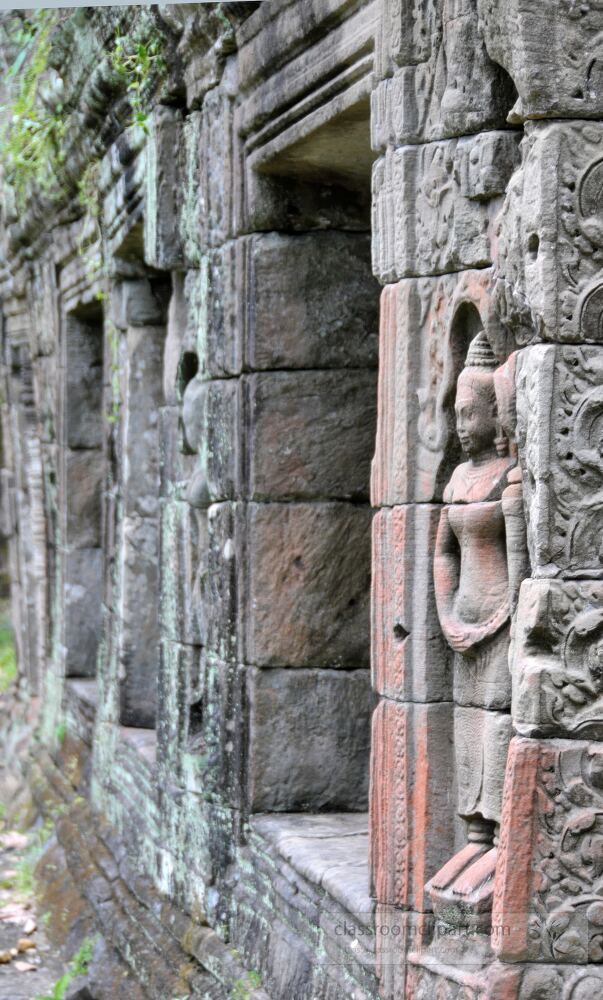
[495,122,603,344]
[371,268,514,506]
[372,130,520,283]
[477,0,603,123]
[373,0,517,146]
[516,344,603,576]
[513,578,603,739]
[494,737,603,965]
[427,333,527,922]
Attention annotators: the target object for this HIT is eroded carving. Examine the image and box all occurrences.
[513,579,603,738]
[495,122,603,344]
[495,738,603,965]
[516,344,603,576]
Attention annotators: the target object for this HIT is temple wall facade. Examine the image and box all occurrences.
[0,2,601,997]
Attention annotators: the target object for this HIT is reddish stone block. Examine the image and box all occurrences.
[371,506,452,703]
[375,905,432,1000]
[369,699,455,912]
[493,736,603,964]
[371,270,512,506]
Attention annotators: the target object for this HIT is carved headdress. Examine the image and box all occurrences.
[464,331,497,370]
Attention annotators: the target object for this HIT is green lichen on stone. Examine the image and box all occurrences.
[231,970,263,999]
[181,114,203,266]
[105,321,121,425]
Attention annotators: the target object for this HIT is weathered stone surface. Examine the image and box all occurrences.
[159,498,203,647]
[122,326,164,519]
[374,0,518,143]
[64,549,103,679]
[239,232,379,371]
[63,316,104,450]
[65,450,103,549]
[245,369,377,501]
[248,667,373,812]
[143,107,184,270]
[110,278,167,331]
[371,269,513,505]
[477,0,603,123]
[118,515,159,728]
[512,578,603,739]
[204,501,238,665]
[372,132,520,282]
[369,698,455,912]
[494,736,603,964]
[243,502,372,669]
[182,376,240,504]
[3,2,601,997]
[516,344,603,576]
[496,122,603,344]
[371,504,452,703]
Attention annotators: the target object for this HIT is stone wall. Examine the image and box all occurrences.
[0,2,601,998]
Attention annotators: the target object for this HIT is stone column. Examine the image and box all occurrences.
[369,0,522,995]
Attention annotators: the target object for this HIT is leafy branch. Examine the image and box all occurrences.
[110,32,166,132]
[0,10,66,208]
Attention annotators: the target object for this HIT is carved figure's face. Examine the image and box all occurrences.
[455,369,497,458]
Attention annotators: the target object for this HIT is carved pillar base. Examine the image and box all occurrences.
[426,842,497,931]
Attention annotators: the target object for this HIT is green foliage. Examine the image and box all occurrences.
[35,937,96,1000]
[0,623,16,692]
[75,160,103,283]
[14,817,54,897]
[0,10,66,208]
[231,971,263,1000]
[54,721,66,745]
[110,31,165,132]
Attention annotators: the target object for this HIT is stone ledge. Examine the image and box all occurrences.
[252,812,372,925]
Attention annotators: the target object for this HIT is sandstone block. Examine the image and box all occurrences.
[371,505,452,703]
[369,699,455,912]
[119,515,160,728]
[64,549,103,679]
[157,406,196,499]
[487,962,603,1000]
[372,132,520,282]
[374,906,433,1000]
[247,666,374,812]
[371,270,512,505]
[494,736,603,964]
[143,107,184,270]
[496,122,603,344]
[159,498,203,647]
[512,578,603,739]
[245,370,377,501]
[374,0,517,144]
[63,316,103,450]
[243,502,372,669]
[123,326,164,519]
[110,278,167,331]
[200,655,246,808]
[65,450,103,549]
[239,232,379,371]
[156,640,198,777]
[204,502,238,665]
[182,376,240,504]
[516,344,603,576]
[478,0,603,123]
